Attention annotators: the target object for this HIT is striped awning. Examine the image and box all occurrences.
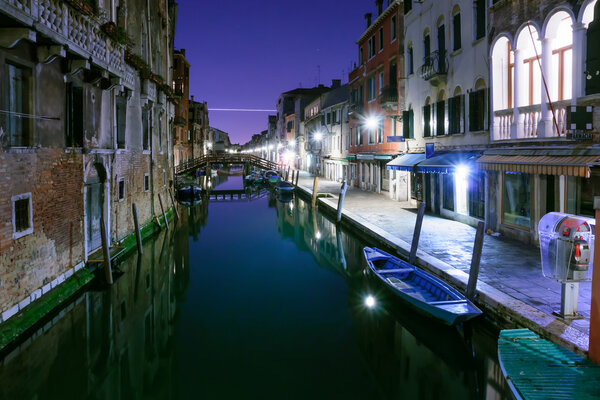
[476,154,600,177]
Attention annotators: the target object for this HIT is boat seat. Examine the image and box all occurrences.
[378,268,413,274]
[428,299,465,305]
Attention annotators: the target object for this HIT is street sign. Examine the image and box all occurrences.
[387,136,405,142]
[426,143,435,159]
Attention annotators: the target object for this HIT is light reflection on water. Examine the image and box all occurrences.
[0,175,511,400]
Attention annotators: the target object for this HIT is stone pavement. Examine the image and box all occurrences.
[295,171,591,338]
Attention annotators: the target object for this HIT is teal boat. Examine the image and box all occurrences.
[498,329,600,400]
[363,247,482,326]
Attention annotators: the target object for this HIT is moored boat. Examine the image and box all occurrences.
[363,247,482,326]
[275,180,294,194]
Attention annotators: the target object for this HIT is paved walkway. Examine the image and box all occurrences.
[296,171,591,336]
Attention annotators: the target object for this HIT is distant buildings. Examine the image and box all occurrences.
[173,49,192,166]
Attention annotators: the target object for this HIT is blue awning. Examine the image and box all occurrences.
[416,152,481,174]
[386,153,426,171]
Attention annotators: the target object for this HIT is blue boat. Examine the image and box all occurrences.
[275,180,294,194]
[363,247,482,326]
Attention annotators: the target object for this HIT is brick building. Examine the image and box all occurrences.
[348,0,403,194]
[0,0,176,323]
[173,48,191,166]
[189,97,210,158]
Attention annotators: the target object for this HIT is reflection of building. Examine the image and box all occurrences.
[0,0,176,326]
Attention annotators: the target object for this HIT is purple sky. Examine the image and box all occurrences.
[174,0,374,144]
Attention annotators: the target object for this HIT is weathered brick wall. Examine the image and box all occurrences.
[0,149,84,313]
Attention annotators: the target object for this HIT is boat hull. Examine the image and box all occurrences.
[363,247,482,326]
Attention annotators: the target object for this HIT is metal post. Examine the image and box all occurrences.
[311,176,320,208]
[132,203,143,255]
[336,181,348,224]
[100,215,113,285]
[589,197,600,363]
[158,193,169,230]
[168,188,180,221]
[466,221,485,301]
[409,202,426,265]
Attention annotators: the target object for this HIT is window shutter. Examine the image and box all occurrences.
[484,88,490,130]
[459,94,465,133]
[402,111,410,138]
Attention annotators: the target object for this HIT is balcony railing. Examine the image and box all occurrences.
[1,0,125,77]
[378,85,398,110]
[419,51,448,84]
[492,100,571,141]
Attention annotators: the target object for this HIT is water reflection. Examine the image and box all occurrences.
[0,176,511,399]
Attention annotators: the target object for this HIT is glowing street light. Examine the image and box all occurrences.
[314,131,323,141]
[364,115,380,130]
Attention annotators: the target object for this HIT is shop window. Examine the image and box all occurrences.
[443,174,455,211]
[503,172,530,228]
[468,170,485,219]
[12,193,33,239]
[566,174,600,217]
[4,62,32,147]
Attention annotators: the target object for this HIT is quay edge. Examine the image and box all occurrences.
[294,185,590,357]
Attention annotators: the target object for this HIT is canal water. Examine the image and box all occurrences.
[0,174,512,399]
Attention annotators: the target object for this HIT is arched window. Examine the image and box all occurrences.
[545,11,574,101]
[516,25,541,106]
[474,0,485,40]
[469,79,489,132]
[452,6,461,51]
[407,43,414,75]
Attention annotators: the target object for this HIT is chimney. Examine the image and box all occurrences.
[365,13,372,28]
[191,95,194,102]
[376,0,383,15]
[181,48,186,56]
[332,79,341,89]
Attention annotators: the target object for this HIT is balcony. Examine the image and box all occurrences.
[1,0,126,79]
[349,103,364,119]
[378,86,398,112]
[419,51,448,86]
[174,116,187,126]
[492,100,571,141]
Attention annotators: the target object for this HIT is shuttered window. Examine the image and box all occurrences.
[423,104,432,137]
[453,13,462,51]
[402,110,414,139]
[116,95,127,149]
[448,95,465,134]
[469,88,489,132]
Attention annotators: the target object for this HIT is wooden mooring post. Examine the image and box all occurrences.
[100,215,113,285]
[466,221,485,301]
[168,188,180,221]
[311,176,320,208]
[409,202,426,265]
[336,181,348,223]
[294,170,300,187]
[132,203,143,255]
[158,193,169,230]
[286,166,290,182]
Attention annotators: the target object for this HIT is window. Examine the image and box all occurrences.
[503,172,530,228]
[66,83,84,147]
[448,95,465,134]
[443,174,455,211]
[453,13,462,51]
[474,0,485,40]
[142,107,150,150]
[391,16,397,41]
[379,28,384,51]
[4,63,32,147]
[158,114,163,152]
[435,100,446,136]
[404,0,412,14]
[163,170,167,187]
[377,120,384,143]
[286,120,293,132]
[566,174,600,217]
[407,45,414,75]
[366,76,376,101]
[402,109,414,139]
[12,193,32,239]
[357,126,363,145]
[423,104,432,137]
[368,125,375,144]
[326,113,331,125]
[144,174,150,192]
[424,34,431,59]
[116,95,127,149]
[118,179,125,201]
[468,171,485,219]
[468,88,489,131]
[368,36,376,58]
[359,46,364,65]
[379,71,384,95]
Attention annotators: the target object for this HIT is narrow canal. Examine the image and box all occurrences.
[0,174,512,399]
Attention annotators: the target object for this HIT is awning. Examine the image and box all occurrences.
[386,153,426,171]
[416,152,481,174]
[477,154,600,177]
[374,154,394,160]
[325,157,349,166]
[346,155,356,161]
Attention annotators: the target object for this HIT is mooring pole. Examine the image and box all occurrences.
[295,170,300,187]
[466,221,485,301]
[311,176,320,208]
[409,202,426,265]
[590,197,600,364]
[132,203,143,255]
[336,181,348,224]
[158,193,169,230]
[286,166,291,181]
[168,188,180,221]
[100,215,113,285]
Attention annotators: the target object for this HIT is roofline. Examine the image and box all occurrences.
[357,0,401,44]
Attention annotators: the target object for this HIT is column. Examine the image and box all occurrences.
[572,22,587,102]
[538,38,554,137]
[512,48,523,139]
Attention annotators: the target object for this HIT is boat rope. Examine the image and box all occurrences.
[526,22,560,135]
[0,109,60,121]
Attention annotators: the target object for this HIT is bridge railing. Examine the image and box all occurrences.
[175,154,278,175]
